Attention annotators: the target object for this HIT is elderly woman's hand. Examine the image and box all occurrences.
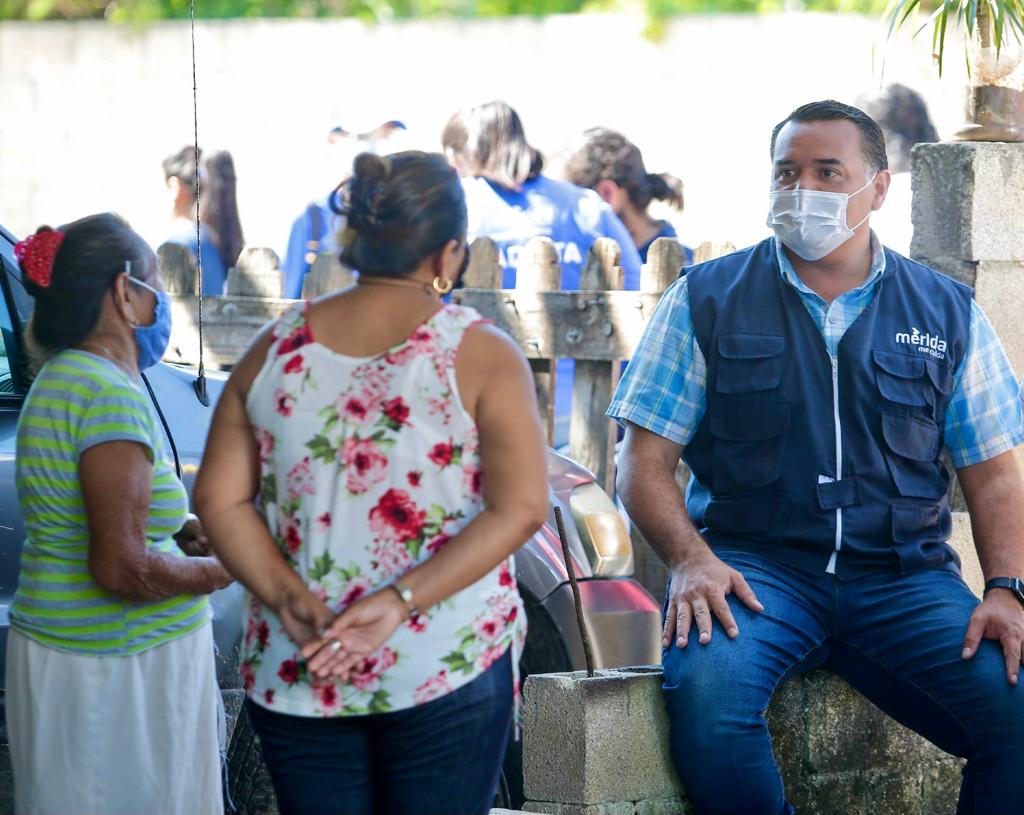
[174,513,212,557]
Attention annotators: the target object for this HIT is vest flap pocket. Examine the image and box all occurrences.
[925,359,954,396]
[891,498,952,545]
[718,334,786,360]
[716,334,785,394]
[873,350,926,379]
[710,402,790,441]
[881,411,940,462]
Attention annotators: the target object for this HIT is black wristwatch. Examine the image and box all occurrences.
[983,577,1024,609]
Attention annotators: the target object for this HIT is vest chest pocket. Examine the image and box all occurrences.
[715,334,786,394]
[872,349,952,409]
[709,401,790,492]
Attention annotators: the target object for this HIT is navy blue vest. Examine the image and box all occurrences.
[684,239,973,576]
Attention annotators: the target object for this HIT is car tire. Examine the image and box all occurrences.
[493,590,573,810]
[222,691,277,815]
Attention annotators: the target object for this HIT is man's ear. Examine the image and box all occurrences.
[871,169,892,212]
[595,178,620,207]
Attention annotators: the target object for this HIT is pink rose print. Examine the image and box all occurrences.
[316,512,332,533]
[413,670,453,705]
[385,345,416,367]
[277,659,300,685]
[408,325,437,352]
[342,438,389,495]
[371,539,414,578]
[314,681,340,713]
[369,489,426,543]
[309,582,328,602]
[383,397,410,427]
[256,620,270,648]
[505,605,519,624]
[253,427,275,463]
[499,561,514,589]
[277,324,312,356]
[407,471,422,488]
[263,689,275,705]
[407,611,428,633]
[428,442,455,468]
[342,395,370,424]
[281,517,302,555]
[240,661,256,692]
[350,647,398,692]
[286,457,316,501]
[473,615,501,641]
[283,354,304,375]
[340,575,374,608]
[477,645,506,671]
[274,388,296,417]
[426,533,450,555]
[463,465,483,496]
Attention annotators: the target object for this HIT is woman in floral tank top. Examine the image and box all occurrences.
[195,151,548,815]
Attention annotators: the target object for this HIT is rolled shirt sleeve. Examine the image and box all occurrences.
[606,276,707,445]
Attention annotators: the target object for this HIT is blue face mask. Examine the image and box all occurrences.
[128,275,172,370]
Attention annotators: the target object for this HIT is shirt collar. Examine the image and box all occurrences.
[774,234,887,299]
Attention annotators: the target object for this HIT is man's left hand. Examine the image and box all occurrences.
[962,589,1024,685]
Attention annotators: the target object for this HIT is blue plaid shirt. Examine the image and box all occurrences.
[608,237,1024,468]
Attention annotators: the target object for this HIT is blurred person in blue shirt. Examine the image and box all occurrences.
[162,146,228,295]
[563,127,693,266]
[442,102,643,446]
[281,113,408,299]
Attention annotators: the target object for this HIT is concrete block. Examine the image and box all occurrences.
[634,798,691,815]
[912,142,1024,267]
[523,667,683,805]
[524,802,637,815]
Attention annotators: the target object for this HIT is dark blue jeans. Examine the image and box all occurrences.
[662,549,1024,815]
[246,650,512,815]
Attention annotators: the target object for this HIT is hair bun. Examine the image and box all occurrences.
[344,153,394,235]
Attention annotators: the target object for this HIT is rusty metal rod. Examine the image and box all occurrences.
[554,505,595,677]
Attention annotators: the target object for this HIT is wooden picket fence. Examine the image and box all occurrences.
[158,235,735,598]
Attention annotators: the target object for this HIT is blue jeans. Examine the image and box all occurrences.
[246,650,512,815]
[662,550,1024,815]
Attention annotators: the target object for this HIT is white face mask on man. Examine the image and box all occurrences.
[766,173,876,261]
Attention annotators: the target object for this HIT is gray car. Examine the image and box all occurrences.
[0,223,661,811]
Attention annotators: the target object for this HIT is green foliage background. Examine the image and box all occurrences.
[1,0,887,24]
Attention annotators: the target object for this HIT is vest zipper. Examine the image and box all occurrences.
[826,355,842,575]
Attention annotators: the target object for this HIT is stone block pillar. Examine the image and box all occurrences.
[911,142,1024,474]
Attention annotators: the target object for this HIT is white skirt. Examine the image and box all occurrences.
[6,624,224,815]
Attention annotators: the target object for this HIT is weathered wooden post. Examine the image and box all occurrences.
[225,248,283,298]
[516,237,562,445]
[302,252,355,299]
[463,237,502,290]
[156,242,198,294]
[569,237,625,495]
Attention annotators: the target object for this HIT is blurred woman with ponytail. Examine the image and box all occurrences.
[195,151,547,815]
[7,213,232,815]
[564,127,693,264]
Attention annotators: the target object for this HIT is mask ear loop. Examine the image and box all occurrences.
[847,173,879,232]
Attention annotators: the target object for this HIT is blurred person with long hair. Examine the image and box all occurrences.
[7,213,232,815]
[564,127,693,265]
[201,149,245,272]
[194,151,547,815]
[443,101,642,445]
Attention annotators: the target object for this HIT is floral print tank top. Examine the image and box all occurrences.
[243,301,526,717]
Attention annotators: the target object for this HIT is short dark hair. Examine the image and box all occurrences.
[335,151,467,278]
[564,128,684,212]
[770,100,888,176]
[161,145,201,199]
[23,213,154,353]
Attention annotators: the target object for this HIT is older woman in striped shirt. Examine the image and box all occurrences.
[7,213,232,815]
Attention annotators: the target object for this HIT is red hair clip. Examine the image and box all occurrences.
[14,230,65,290]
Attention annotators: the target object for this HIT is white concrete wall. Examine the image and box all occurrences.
[0,13,969,256]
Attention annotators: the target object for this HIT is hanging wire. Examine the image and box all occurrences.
[190,0,210,406]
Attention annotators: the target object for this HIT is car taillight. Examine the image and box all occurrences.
[568,482,633,577]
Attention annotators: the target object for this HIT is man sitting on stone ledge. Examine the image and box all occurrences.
[608,99,1024,815]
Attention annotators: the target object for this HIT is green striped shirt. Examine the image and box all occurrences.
[11,350,209,655]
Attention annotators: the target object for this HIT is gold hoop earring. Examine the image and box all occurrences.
[432,276,453,295]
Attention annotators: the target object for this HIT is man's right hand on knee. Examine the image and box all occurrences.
[664,551,764,649]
